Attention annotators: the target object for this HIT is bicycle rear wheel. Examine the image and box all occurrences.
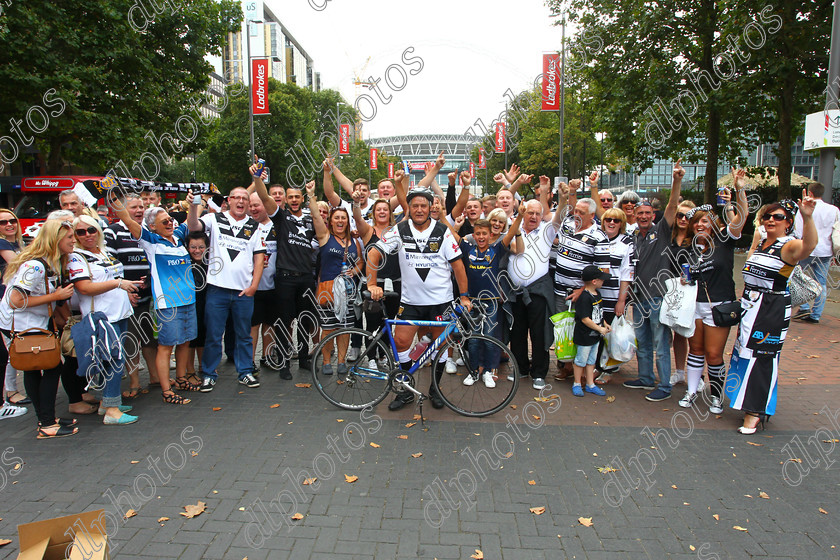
[432,333,519,417]
[311,328,394,410]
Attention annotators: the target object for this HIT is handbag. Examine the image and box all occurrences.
[8,261,62,371]
[789,264,821,308]
[701,281,743,327]
[61,314,81,357]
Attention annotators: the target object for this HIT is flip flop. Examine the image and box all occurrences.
[122,386,143,399]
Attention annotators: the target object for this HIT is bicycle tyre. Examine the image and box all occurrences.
[310,328,394,410]
[432,333,519,417]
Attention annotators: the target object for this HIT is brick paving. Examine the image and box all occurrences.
[1,259,839,559]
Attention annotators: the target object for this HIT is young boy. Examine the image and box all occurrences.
[572,265,612,397]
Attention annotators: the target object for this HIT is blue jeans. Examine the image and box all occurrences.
[201,285,255,380]
[101,319,128,408]
[633,298,672,393]
[798,256,831,320]
[468,302,503,371]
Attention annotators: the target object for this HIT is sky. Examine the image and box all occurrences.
[268,0,566,140]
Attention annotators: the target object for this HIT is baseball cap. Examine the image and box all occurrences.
[582,265,611,282]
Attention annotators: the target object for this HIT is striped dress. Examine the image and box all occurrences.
[601,233,634,320]
[725,235,795,416]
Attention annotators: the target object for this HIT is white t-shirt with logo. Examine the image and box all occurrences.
[0,259,59,331]
[67,249,133,321]
[200,212,266,291]
[507,221,560,288]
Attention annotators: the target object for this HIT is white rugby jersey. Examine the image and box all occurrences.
[552,218,610,293]
[200,212,266,291]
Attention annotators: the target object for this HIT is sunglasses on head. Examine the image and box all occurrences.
[0,219,17,226]
[603,217,622,224]
[762,212,788,222]
[75,227,98,236]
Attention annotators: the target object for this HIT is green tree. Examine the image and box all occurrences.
[0,0,241,175]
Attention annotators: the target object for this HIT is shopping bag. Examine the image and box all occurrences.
[660,277,697,330]
[606,315,636,363]
[551,310,576,361]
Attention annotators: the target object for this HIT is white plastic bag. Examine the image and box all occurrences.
[606,315,636,363]
[659,277,697,330]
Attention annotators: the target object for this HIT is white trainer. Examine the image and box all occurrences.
[346,347,360,362]
[445,358,457,374]
[482,372,496,388]
[670,369,686,385]
[463,374,477,386]
[678,391,696,408]
[709,396,723,415]
[697,378,706,394]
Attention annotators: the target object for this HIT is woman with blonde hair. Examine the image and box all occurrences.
[0,220,76,435]
[668,200,697,387]
[486,208,510,243]
[0,208,30,408]
[68,215,143,424]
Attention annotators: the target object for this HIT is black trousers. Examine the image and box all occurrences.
[24,366,62,425]
[275,272,318,368]
[510,293,549,379]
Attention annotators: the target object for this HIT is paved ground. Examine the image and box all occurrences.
[1,256,839,559]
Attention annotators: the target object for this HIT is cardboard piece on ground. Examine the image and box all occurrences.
[16,509,109,560]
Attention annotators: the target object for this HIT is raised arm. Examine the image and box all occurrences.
[418,151,445,189]
[507,173,534,197]
[392,169,408,214]
[539,176,552,219]
[588,171,606,219]
[251,159,277,216]
[445,171,457,214]
[450,171,472,219]
[307,181,329,245]
[502,209,525,250]
[329,158,356,197]
[551,179,571,226]
[663,158,685,227]
[322,156,343,207]
[782,190,819,263]
[108,194,143,240]
[727,168,749,238]
[351,189,373,244]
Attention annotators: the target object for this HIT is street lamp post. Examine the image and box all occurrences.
[559,16,566,183]
[246,19,263,163]
[818,0,840,199]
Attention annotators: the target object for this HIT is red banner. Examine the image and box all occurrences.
[494,122,506,154]
[251,59,270,115]
[387,162,394,178]
[339,124,350,155]
[541,53,561,112]
[469,162,475,178]
[369,148,378,170]
[478,148,486,169]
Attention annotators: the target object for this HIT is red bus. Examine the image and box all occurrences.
[13,176,104,238]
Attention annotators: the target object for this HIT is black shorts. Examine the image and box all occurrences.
[396,302,451,322]
[251,289,279,327]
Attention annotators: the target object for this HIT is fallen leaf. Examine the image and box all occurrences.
[510,404,517,409]
[557,535,562,539]
[0,539,10,547]
[294,383,311,388]
[270,403,280,408]
[823,439,840,443]
[829,340,839,343]
[606,396,616,403]
[411,452,423,458]
[291,513,303,520]
[336,419,344,422]
[690,545,696,551]
[713,514,719,520]
[335,379,345,384]
[191,450,199,457]
[504,452,513,458]
[157,517,169,523]
[413,414,422,420]
[671,485,677,489]
[474,433,480,436]
[788,458,803,463]
[470,550,484,560]
[530,506,546,515]
[302,477,317,485]
[124,509,137,519]
[528,480,536,485]
[744,494,753,498]
[397,435,408,440]
[733,525,748,532]
[344,474,358,483]
[370,442,380,448]
[405,422,416,428]
[578,517,594,527]
[238,507,245,511]
[180,501,207,519]
[820,507,829,514]
[597,466,618,474]
[531,415,541,421]
[759,492,769,499]
[130,460,140,464]
[746,442,763,446]
[683,502,690,506]
[806,355,820,359]
[212,407,222,411]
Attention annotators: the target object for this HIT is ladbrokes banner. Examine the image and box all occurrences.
[252,59,270,115]
[541,53,561,112]
[369,148,378,170]
[494,123,506,154]
[339,124,350,154]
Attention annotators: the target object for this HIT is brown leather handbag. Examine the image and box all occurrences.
[8,264,62,371]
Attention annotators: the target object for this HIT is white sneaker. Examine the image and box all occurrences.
[377,357,389,369]
[532,378,546,390]
[463,374,477,386]
[709,396,723,414]
[482,372,496,388]
[0,403,27,420]
[445,358,457,374]
[670,370,686,385]
[678,391,696,408]
[346,347,360,362]
[697,378,706,394]
[456,357,465,366]
[368,359,377,370]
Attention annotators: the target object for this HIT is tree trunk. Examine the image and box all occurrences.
[46,137,65,175]
[704,106,720,205]
[776,74,796,200]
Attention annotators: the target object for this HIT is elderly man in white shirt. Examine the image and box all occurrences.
[794,181,840,323]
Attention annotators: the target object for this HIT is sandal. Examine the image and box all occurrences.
[122,386,143,399]
[6,391,32,405]
[41,418,78,428]
[162,390,191,405]
[175,377,201,392]
[186,373,203,386]
[36,424,79,439]
[148,378,176,388]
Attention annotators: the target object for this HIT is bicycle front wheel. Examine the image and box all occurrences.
[310,328,394,410]
[432,333,519,417]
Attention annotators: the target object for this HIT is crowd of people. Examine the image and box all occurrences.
[0,154,833,438]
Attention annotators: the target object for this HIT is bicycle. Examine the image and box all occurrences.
[309,293,519,417]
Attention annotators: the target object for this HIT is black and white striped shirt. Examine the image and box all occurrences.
[601,233,634,307]
[552,219,610,293]
[742,235,795,293]
[105,220,151,304]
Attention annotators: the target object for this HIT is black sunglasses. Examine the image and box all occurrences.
[762,212,788,222]
[603,217,622,224]
[75,227,98,236]
[159,218,174,226]
[0,219,18,226]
